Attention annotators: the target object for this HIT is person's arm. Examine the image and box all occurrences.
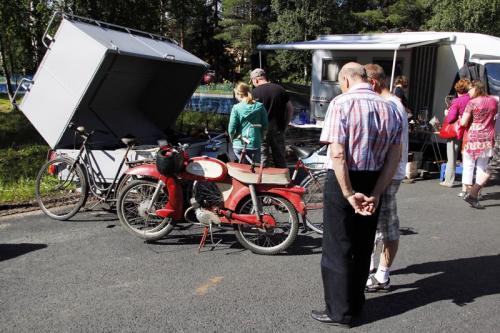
[228,107,240,141]
[366,143,402,212]
[320,101,364,213]
[445,100,460,123]
[260,105,268,137]
[330,143,374,215]
[460,103,472,127]
[365,105,403,213]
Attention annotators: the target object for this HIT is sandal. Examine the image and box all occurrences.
[365,275,390,293]
[463,193,483,209]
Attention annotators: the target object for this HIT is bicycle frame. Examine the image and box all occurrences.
[56,127,136,207]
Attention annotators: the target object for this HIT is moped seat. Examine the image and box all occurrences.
[290,145,315,159]
[227,162,290,185]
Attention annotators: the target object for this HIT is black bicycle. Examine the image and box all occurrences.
[35,123,148,220]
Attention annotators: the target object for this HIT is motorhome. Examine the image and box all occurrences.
[257,32,500,124]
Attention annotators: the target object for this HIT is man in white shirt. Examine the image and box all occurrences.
[364,64,409,292]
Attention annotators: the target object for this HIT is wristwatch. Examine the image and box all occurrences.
[343,190,355,199]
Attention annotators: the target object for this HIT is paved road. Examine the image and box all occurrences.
[1,179,499,332]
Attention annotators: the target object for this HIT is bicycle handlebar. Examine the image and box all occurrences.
[68,122,93,138]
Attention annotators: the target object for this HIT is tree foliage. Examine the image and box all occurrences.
[266,0,342,82]
[352,0,431,32]
[214,0,271,78]
[1,0,500,87]
[426,0,500,36]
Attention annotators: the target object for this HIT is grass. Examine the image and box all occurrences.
[0,145,49,204]
[0,97,13,113]
[176,110,229,133]
[0,178,39,203]
[195,82,233,95]
[0,97,44,148]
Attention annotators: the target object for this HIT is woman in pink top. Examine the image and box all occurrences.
[440,79,471,187]
[461,81,498,208]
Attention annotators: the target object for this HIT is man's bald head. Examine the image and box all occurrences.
[338,62,368,92]
[339,62,367,81]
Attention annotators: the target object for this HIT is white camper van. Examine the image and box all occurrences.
[258,32,500,124]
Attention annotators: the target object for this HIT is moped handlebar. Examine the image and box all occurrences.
[235,134,251,145]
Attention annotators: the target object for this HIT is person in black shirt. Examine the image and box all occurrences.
[393,75,413,119]
[250,68,294,168]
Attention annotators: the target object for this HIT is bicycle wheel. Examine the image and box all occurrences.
[300,170,327,234]
[35,157,88,220]
[117,179,174,241]
[234,194,299,255]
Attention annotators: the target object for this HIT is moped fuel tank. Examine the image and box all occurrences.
[184,156,227,182]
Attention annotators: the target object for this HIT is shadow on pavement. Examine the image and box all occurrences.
[145,227,323,256]
[0,243,48,262]
[360,254,500,325]
[399,227,418,236]
[481,191,500,201]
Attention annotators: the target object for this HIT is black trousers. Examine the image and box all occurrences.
[321,169,380,323]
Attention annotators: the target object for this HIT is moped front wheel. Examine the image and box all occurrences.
[234,194,299,255]
[117,179,174,241]
[35,157,88,220]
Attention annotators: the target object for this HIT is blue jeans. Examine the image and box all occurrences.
[233,148,261,164]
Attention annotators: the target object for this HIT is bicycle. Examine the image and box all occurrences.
[35,123,147,220]
[237,140,327,235]
[289,145,327,235]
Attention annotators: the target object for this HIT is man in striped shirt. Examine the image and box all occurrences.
[311,62,402,327]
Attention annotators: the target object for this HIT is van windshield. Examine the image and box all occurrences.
[485,63,500,97]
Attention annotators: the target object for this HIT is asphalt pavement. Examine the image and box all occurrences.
[1,179,499,333]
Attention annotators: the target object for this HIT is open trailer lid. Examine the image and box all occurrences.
[257,32,454,51]
[19,13,209,149]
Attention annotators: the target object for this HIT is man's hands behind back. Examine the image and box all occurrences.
[347,193,380,216]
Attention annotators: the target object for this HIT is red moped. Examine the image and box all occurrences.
[116,141,306,255]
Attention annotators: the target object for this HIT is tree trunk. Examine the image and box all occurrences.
[0,34,15,99]
[159,0,164,35]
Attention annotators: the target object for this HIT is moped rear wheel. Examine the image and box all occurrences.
[234,194,299,255]
[35,157,88,220]
[117,179,174,241]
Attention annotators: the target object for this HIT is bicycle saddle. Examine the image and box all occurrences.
[290,145,315,159]
[121,136,136,146]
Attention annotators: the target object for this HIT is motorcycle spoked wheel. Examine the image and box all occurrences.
[233,194,299,255]
[117,179,174,241]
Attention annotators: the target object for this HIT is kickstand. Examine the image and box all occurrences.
[198,224,222,253]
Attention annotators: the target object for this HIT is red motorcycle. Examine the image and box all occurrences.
[116,141,306,255]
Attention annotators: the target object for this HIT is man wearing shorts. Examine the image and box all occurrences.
[364,64,408,292]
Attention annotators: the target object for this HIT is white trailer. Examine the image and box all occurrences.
[15,13,213,182]
[257,32,500,124]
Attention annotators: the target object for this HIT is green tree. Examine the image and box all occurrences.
[266,0,350,83]
[0,0,51,98]
[352,0,431,32]
[426,0,500,36]
[215,0,272,77]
